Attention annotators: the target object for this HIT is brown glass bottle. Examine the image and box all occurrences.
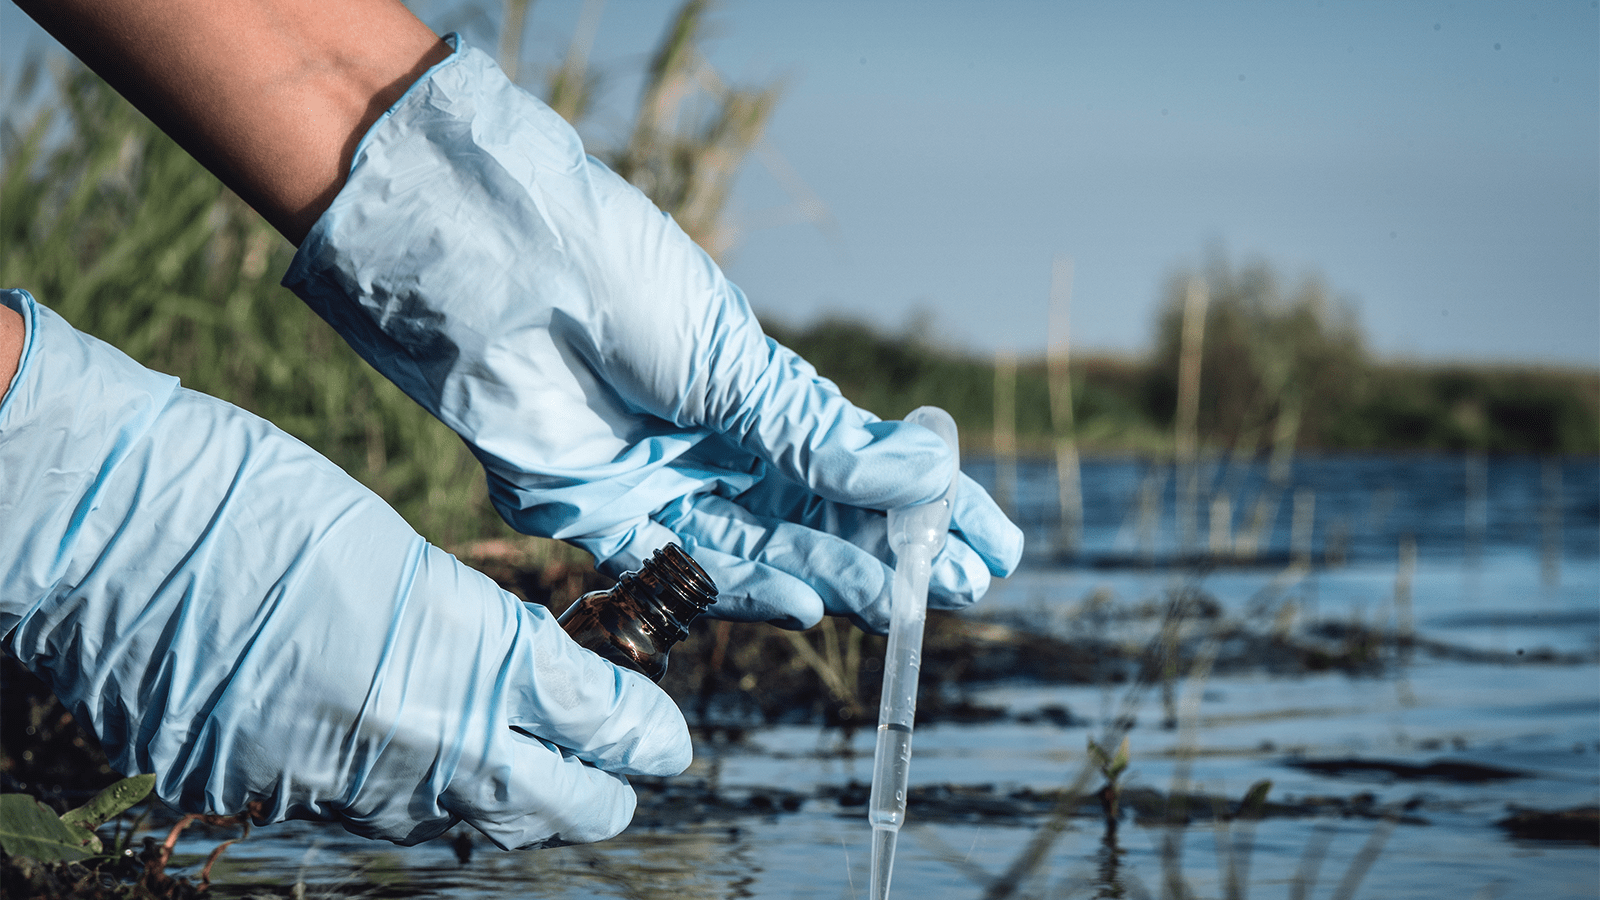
[556,543,717,682]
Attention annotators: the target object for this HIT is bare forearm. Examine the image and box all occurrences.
[0,304,21,400]
[15,0,449,244]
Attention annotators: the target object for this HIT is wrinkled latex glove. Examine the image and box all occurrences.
[284,38,1023,632]
[0,290,690,849]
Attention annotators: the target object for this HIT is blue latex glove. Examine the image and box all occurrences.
[0,290,691,849]
[284,38,1023,632]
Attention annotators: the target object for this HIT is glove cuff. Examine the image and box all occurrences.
[282,37,733,546]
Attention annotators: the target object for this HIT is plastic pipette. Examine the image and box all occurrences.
[868,406,959,900]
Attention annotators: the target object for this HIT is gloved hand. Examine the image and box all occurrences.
[285,37,1023,632]
[0,290,690,849]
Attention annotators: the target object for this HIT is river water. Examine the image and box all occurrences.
[175,455,1596,899]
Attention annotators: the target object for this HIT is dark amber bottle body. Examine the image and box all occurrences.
[557,543,717,682]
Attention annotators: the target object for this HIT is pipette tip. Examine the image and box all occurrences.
[869,825,899,900]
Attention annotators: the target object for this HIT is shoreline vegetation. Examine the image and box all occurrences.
[767,315,1600,461]
[4,9,1595,551]
[5,550,1597,898]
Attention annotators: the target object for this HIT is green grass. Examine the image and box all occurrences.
[4,54,1590,569]
[1,2,786,552]
[2,64,515,548]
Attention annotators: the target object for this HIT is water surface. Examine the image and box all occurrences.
[173,456,1597,899]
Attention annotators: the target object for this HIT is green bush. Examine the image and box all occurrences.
[1328,364,1600,453]
[1143,255,1369,451]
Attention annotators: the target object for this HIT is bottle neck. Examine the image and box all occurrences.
[616,544,717,642]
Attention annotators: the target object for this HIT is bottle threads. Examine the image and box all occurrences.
[556,543,718,682]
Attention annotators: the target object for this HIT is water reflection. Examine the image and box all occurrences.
[1094,825,1125,898]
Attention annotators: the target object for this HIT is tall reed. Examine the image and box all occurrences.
[993,349,1019,516]
[1047,255,1083,556]
[1,65,500,547]
[2,0,778,553]
[1174,277,1209,553]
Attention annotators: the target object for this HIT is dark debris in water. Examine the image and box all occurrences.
[1496,805,1600,845]
[4,551,1587,897]
[1285,757,1527,783]
[1,851,202,900]
[629,777,807,828]
[2,831,227,900]
[627,777,1430,829]
[826,781,1430,827]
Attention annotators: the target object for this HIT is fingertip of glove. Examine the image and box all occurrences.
[617,679,693,776]
[494,785,636,850]
[708,591,824,632]
[465,735,640,849]
[986,518,1026,577]
[863,419,958,506]
[952,474,1025,577]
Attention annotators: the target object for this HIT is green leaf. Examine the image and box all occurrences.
[1109,736,1131,776]
[0,795,97,861]
[1086,737,1131,780]
[1239,779,1273,819]
[60,774,155,833]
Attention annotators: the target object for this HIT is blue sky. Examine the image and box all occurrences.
[5,1,1597,365]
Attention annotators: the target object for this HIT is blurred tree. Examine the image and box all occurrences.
[1145,254,1368,452]
[765,316,998,428]
[1328,364,1600,453]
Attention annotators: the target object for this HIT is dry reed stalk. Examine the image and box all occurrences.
[497,0,533,85]
[1465,453,1488,565]
[978,758,1100,900]
[1326,800,1411,900]
[780,625,860,719]
[1209,493,1233,558]
[1234,498,1269,560]
[1157,636,1220,898]
[1174,278,1208,553]
[1541,457,1562,587]
[993,349,1019,516]
[1288,823,1338,900]
[1291,488,1316,569]
[1137,467,1163,563]
[544,0,607,123]
[627,0,702,157]
[1047,255,1083,556]
[1395,535,1416,647]
[610,0,780,257]
[1235,394,1302,561]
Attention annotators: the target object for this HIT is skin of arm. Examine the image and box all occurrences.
[13,0,450,245]
[0,305,20,400]
[2,7,701,845]
[11,0,1025,634]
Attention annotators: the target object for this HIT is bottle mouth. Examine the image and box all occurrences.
[651,543,718,611]
[621,544,718,642]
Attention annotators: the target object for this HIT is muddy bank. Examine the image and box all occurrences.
[1495,806,1600,846]
[1286,757,1528,784]
[622,772,1441,831]
[3,557,1584,805]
